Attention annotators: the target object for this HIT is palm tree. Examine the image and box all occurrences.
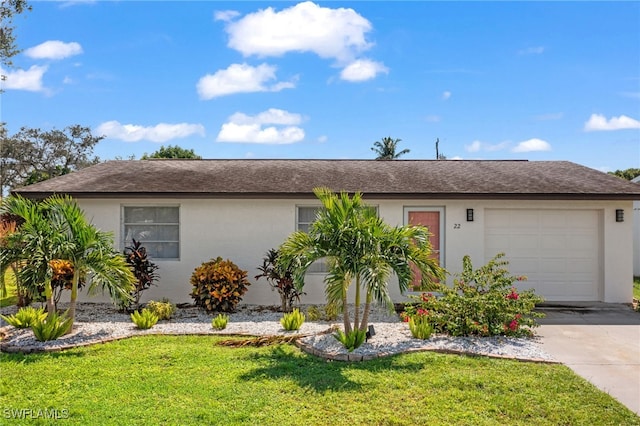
[371,136,410,160]
[0,196,61,316]
[44,195,135,330]
[278,188,444,335]
[1,195,135,330]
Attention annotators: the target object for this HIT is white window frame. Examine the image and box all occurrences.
[121,205,180,260]
[296,205,327,273]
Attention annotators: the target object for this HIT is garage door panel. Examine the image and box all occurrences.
[541,235,566,250]
[485,209,601,301]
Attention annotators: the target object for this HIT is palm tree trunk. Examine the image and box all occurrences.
[360,291,372,331]
[342,284,351,334]
[353,275,361,332]
[44,279,56,319]
[66,268,80,333]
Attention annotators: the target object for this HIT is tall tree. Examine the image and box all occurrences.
[0,196,61,316]
[141,145,202,159]
[371,136,410,160]
[0,124,102,194]
[608,168,640,181]
[278,188,444,336]
[0,195,135,331]
[46,195,135,330]
[1,0,31,69]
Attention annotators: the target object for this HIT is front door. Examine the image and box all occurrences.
[407,209,442,291]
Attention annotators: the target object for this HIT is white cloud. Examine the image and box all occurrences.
[465,140,482,153]
[464,140,510,153]
[24,40,83,60]
[317,135,328,143]
[425,115,441,123]
[518,46,545,55]
[96,121,205,143]
[229,108,303,126]
[584,114,640,131]
[1,65,48,91]
[196,63,295,99]
[442,91,451,100]
[340,59,388,82]
[216,108,305,144]
[512,138,551,152]
[224,1,373,63]
[214,10,240,22]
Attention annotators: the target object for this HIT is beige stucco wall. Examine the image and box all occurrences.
[634,199,640,277]
[76,197,634,306]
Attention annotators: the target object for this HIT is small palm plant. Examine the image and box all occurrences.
[212,313,229,330]
[131,308,159,329]
[280,308,305,331]
[31,310,73,341]
[1,306,47,328]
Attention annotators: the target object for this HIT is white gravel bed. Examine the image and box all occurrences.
[0,303,557,362]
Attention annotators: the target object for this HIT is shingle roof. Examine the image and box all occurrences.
[13,159,640,200]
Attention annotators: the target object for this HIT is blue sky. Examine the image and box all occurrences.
[2,1,639,172]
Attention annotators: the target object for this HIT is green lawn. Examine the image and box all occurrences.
[634,276,640,300]
[1,335,638,425]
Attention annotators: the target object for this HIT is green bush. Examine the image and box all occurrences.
[131,309,159,329]
[146,299,176,320]
[190,257,250,313]
[333,328,367,352]
[408,314,433,340]
[255,248,305,312]
[122,239,160,312]
[31,310,72,341]
[280,308,305,331]
[212,313,229,330]
[1,306,47,328]
[403,253,544,337]
[306,303,340,321]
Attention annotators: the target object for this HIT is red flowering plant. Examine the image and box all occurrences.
[402,253,544,337]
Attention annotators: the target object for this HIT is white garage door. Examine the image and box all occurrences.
[485,209,601,302]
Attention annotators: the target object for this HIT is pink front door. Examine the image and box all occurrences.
[408,210,441,290]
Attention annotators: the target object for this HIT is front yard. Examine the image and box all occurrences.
[1,335,638,425]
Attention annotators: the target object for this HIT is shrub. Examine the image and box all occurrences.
[190,257,250,313]
[255,249,305,312]
[122,239,159,311]
[280,308,305,331]
[212,313,229,330]
[31,310,72,341]
[130,308,159,329]
[146,299,175,320]
[1,306,47,328]
[403,253,545,337]
[408,313,433,340]
[49,259,85,310]
[306,303,340,321]
[333,328,367,352]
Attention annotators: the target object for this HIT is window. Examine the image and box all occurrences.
[123,206,179,259]
[297,206,327,273]
[296,205,379,273]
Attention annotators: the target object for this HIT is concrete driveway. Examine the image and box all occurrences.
[536,305,640,415]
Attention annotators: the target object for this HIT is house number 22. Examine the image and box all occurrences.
[453,223,461,229]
